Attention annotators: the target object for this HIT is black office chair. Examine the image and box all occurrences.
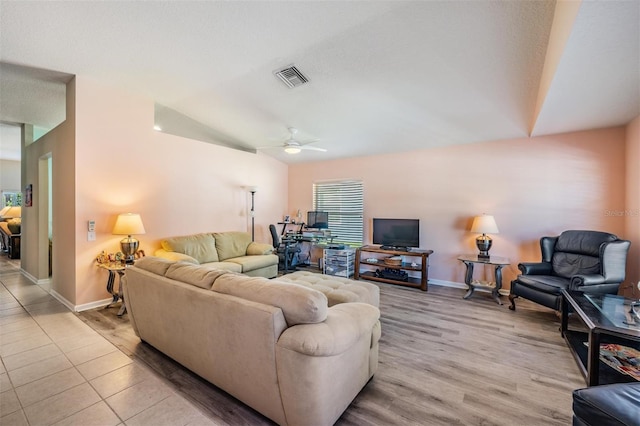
[269,224,301,273]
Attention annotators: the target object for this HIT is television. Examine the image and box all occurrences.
[372,218,419,250]
[307,211,329,229]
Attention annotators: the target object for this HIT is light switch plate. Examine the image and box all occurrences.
[88,231,96,241]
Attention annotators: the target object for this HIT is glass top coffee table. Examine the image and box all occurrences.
[561,289,640,386]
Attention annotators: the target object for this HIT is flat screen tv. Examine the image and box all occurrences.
[372,218,419,250]
[307,211,329,229]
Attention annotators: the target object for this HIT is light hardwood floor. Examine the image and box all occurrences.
[77,271,585,426]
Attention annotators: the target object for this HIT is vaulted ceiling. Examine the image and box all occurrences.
[0,1,638,163]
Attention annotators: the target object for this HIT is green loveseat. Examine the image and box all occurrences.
[154,231,278,278]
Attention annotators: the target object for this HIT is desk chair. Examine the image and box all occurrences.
[269,224,301,273]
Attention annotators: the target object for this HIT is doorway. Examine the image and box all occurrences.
[38,154,52,280]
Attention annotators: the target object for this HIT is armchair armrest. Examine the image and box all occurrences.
[570,274,606,289]
[569,274,622,295]
[518,262,553,275]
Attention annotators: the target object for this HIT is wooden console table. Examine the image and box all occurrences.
[354,246,433,291]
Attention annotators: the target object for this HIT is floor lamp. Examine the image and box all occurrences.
[249,187,257,241]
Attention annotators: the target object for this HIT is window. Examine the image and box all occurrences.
[313,180,363,246]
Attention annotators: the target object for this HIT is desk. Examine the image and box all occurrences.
[277,222,304,236]
[457,254,509,305]
[98,263,127,316]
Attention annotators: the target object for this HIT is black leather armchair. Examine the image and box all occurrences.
[269,224,301,273]
[509,230,630,311]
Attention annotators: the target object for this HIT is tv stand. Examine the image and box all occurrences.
[354,245,433,291]
[380,245,409,252]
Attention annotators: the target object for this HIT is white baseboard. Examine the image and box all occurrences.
[49,289,75,312]
[20,268,39,284]
[75,298,113,312]
[16,268,111,312]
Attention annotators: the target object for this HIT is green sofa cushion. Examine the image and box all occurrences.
[161,233,219,263]
[214,232,252,261]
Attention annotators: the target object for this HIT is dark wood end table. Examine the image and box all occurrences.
[457,254,509,305]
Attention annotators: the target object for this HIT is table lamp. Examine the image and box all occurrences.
[113,213,146,263]
[471,214,499,260]
[1,206,21,219]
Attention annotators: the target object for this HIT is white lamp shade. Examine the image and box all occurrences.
[112,213,146,236]
[471,214,499,234]
[1,206,21,219]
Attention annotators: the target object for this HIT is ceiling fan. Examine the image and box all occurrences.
[259,127,327,154]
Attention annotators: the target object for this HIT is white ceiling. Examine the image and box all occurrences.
[0,1,638,163]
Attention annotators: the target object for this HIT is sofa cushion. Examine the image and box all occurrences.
[551,230,617,278]
[515,274,569,295]
[200,261,243,273]
[162,233,219,263]
[214,232,251,261]
[276,271,380,307]
[212,274,328,325]
[556,230,618,256]
[552,253,600,278]
[134,256,176,276]
[154,249,199,264]
[165,263,230,289]
[226,254,279,273]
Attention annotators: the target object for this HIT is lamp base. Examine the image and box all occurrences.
[120,236,139,264]
[476,234,492,259]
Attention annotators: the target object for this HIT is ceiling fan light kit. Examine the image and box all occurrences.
[257,127,327,155]
[284,146,302,154]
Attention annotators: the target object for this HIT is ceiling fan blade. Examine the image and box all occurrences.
[299,145,327,152]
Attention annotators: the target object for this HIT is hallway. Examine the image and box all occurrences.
[0,256,215,426]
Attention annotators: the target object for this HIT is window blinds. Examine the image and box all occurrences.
[313,180,363,246]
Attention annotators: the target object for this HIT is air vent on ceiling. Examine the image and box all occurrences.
[274,65,309,88]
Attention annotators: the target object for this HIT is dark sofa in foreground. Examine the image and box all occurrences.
[572,382,640,426]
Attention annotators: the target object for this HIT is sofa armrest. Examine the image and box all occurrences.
[154,249,199,264]
[518,262,552,275]
[246,242,274,256]
[277,303,380,357]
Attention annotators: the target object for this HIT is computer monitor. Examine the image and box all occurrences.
[307,211,329,229]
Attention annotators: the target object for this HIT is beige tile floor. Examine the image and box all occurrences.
[0,257,217,426]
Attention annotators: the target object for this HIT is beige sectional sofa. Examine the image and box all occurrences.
[123,257,381,426]
[154,231,278,278]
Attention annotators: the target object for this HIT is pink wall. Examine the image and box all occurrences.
[625,115,640,297]
[24,76,288,308]
[289,127,627,289]
[72,76,288,306]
